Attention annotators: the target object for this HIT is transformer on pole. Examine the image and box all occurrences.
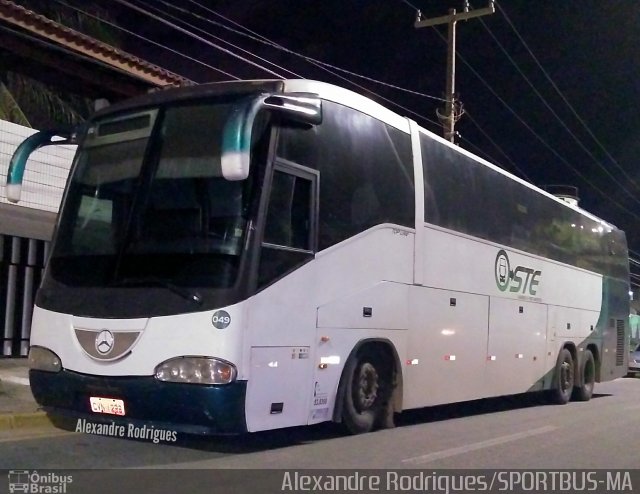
[415,1,495,143]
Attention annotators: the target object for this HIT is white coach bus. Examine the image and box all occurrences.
[6,80,629,435]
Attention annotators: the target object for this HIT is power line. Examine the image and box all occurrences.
[478,16,640,208]
[52,0,239,80]
[464,109,532,181]
[185,0,446,103]
[399,0,640,222]
[429,27,640,221]
[197,0,640,221]
[414,2,496,143]
[456,134,518,178]
[54,0,443,131]
[398,0,422,12]
[112,0,286,78]
[52,0,639,223]
[495,1,640,191]
[179,1,521,177]
[170,0,444,130]
[393,0,530,179]
[133,0,302,79]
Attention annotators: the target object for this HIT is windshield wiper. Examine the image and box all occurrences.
[110,277,203,305]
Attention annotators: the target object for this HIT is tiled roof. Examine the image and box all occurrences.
[0,0,193,87]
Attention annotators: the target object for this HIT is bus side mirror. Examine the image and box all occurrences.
[221,93,321,181]
[6,129,75,203]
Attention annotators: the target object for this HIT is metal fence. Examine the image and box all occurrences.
[1,234,48,357]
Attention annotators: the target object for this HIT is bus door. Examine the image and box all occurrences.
[244,159,319,431]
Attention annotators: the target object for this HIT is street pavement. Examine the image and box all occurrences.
[0,358,51,429]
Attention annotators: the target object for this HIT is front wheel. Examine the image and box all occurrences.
[548,348,574,404]
[573,350,595,401]
[341,351,392,434]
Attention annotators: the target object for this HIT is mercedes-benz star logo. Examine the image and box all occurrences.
[95,330,115,355]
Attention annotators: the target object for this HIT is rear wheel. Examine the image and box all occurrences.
[548,348,574,404]
[573,350,595,401]
[341,350,392,434]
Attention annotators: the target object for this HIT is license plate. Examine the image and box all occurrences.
[89,397,126,416]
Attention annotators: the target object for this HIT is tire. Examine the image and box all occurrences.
[341,350,392,434]
[573,350,595,401]
[548,348,574,404]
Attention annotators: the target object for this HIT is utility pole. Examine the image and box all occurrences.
[415,1,495,143]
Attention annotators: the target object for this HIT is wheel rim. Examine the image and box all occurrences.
[560,360,573,393]
[354,362,379,412]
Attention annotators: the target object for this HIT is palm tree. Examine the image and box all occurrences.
[0,0,121,128]
[0,79,30,126]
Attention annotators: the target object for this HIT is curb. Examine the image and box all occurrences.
[0,411,52,430]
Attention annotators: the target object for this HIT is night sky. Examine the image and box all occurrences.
[71,1,640,260]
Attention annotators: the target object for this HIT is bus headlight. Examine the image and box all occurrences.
[154,357,237,385]
[28,346,62,372]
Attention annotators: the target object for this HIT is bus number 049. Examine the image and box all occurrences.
[212,311,231,329]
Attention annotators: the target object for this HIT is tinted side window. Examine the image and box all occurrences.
[257,162,317,289]
[263,170,312,250]
[277,101,414,250]
[420,132,619,277]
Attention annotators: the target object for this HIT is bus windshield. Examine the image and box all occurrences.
[49,100,259,291]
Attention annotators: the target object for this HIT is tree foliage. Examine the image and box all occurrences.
[0,0,122,128]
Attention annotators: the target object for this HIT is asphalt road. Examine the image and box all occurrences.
[2,377,640,493]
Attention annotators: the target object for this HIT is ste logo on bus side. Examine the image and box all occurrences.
[494,249,542,300]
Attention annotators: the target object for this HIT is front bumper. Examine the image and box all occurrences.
[30,369,247,435]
